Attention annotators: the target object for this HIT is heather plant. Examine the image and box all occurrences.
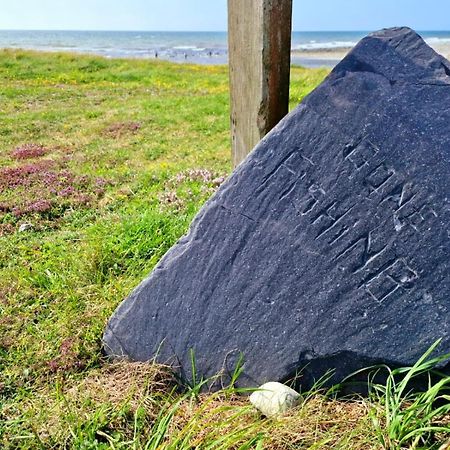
[10,143,49,160]
[105,120,142,137]
[158,168,227,210]
[0,156,111,229]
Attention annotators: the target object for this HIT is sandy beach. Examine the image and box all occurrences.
[425,41,450,59]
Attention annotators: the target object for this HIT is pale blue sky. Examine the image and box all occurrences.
[0,0,449,31]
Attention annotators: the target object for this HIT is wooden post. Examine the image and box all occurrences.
[228,0,293,167]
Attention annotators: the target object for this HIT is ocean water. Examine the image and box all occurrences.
[0,30,449,67]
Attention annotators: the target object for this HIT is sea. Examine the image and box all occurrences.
[0,30,450,68]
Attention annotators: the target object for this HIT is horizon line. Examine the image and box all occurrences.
[0,28,449,33]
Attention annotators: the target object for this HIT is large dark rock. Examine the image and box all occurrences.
[104,28,450,389]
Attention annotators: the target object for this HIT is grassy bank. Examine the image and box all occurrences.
[0,50,449,449]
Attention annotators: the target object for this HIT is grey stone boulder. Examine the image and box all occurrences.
[104,27,450,390]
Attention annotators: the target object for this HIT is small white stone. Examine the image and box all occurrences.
[249,381,301,417]
[18,223,33,232]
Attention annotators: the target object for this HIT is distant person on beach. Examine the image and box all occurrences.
[155,51,158,58]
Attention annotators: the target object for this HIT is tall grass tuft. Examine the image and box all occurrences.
[368,340,450,449]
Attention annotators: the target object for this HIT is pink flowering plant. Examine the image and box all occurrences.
[0,146,111,232]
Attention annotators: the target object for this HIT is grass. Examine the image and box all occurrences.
[367,340,450,449]
[0,49,448,449]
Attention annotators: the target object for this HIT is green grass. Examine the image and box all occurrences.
[366,340,450,449]
[0,49,449,449]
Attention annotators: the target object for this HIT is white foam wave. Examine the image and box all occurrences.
[425,37,450,45]
[173,45,198,50]
[293,40,358,51]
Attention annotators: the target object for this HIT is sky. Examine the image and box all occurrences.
[0,0,449,32]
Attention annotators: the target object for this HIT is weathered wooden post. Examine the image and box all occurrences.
[228,0,293,167]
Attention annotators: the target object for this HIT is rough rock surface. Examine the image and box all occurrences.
[104,28,450,389]
[250,382,301,417]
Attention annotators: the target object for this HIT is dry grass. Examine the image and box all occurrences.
[6,361,379,448]
[16,361,176,446]
[66,361,176,412]
[169,393,376,449]
[4,357,450,448]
